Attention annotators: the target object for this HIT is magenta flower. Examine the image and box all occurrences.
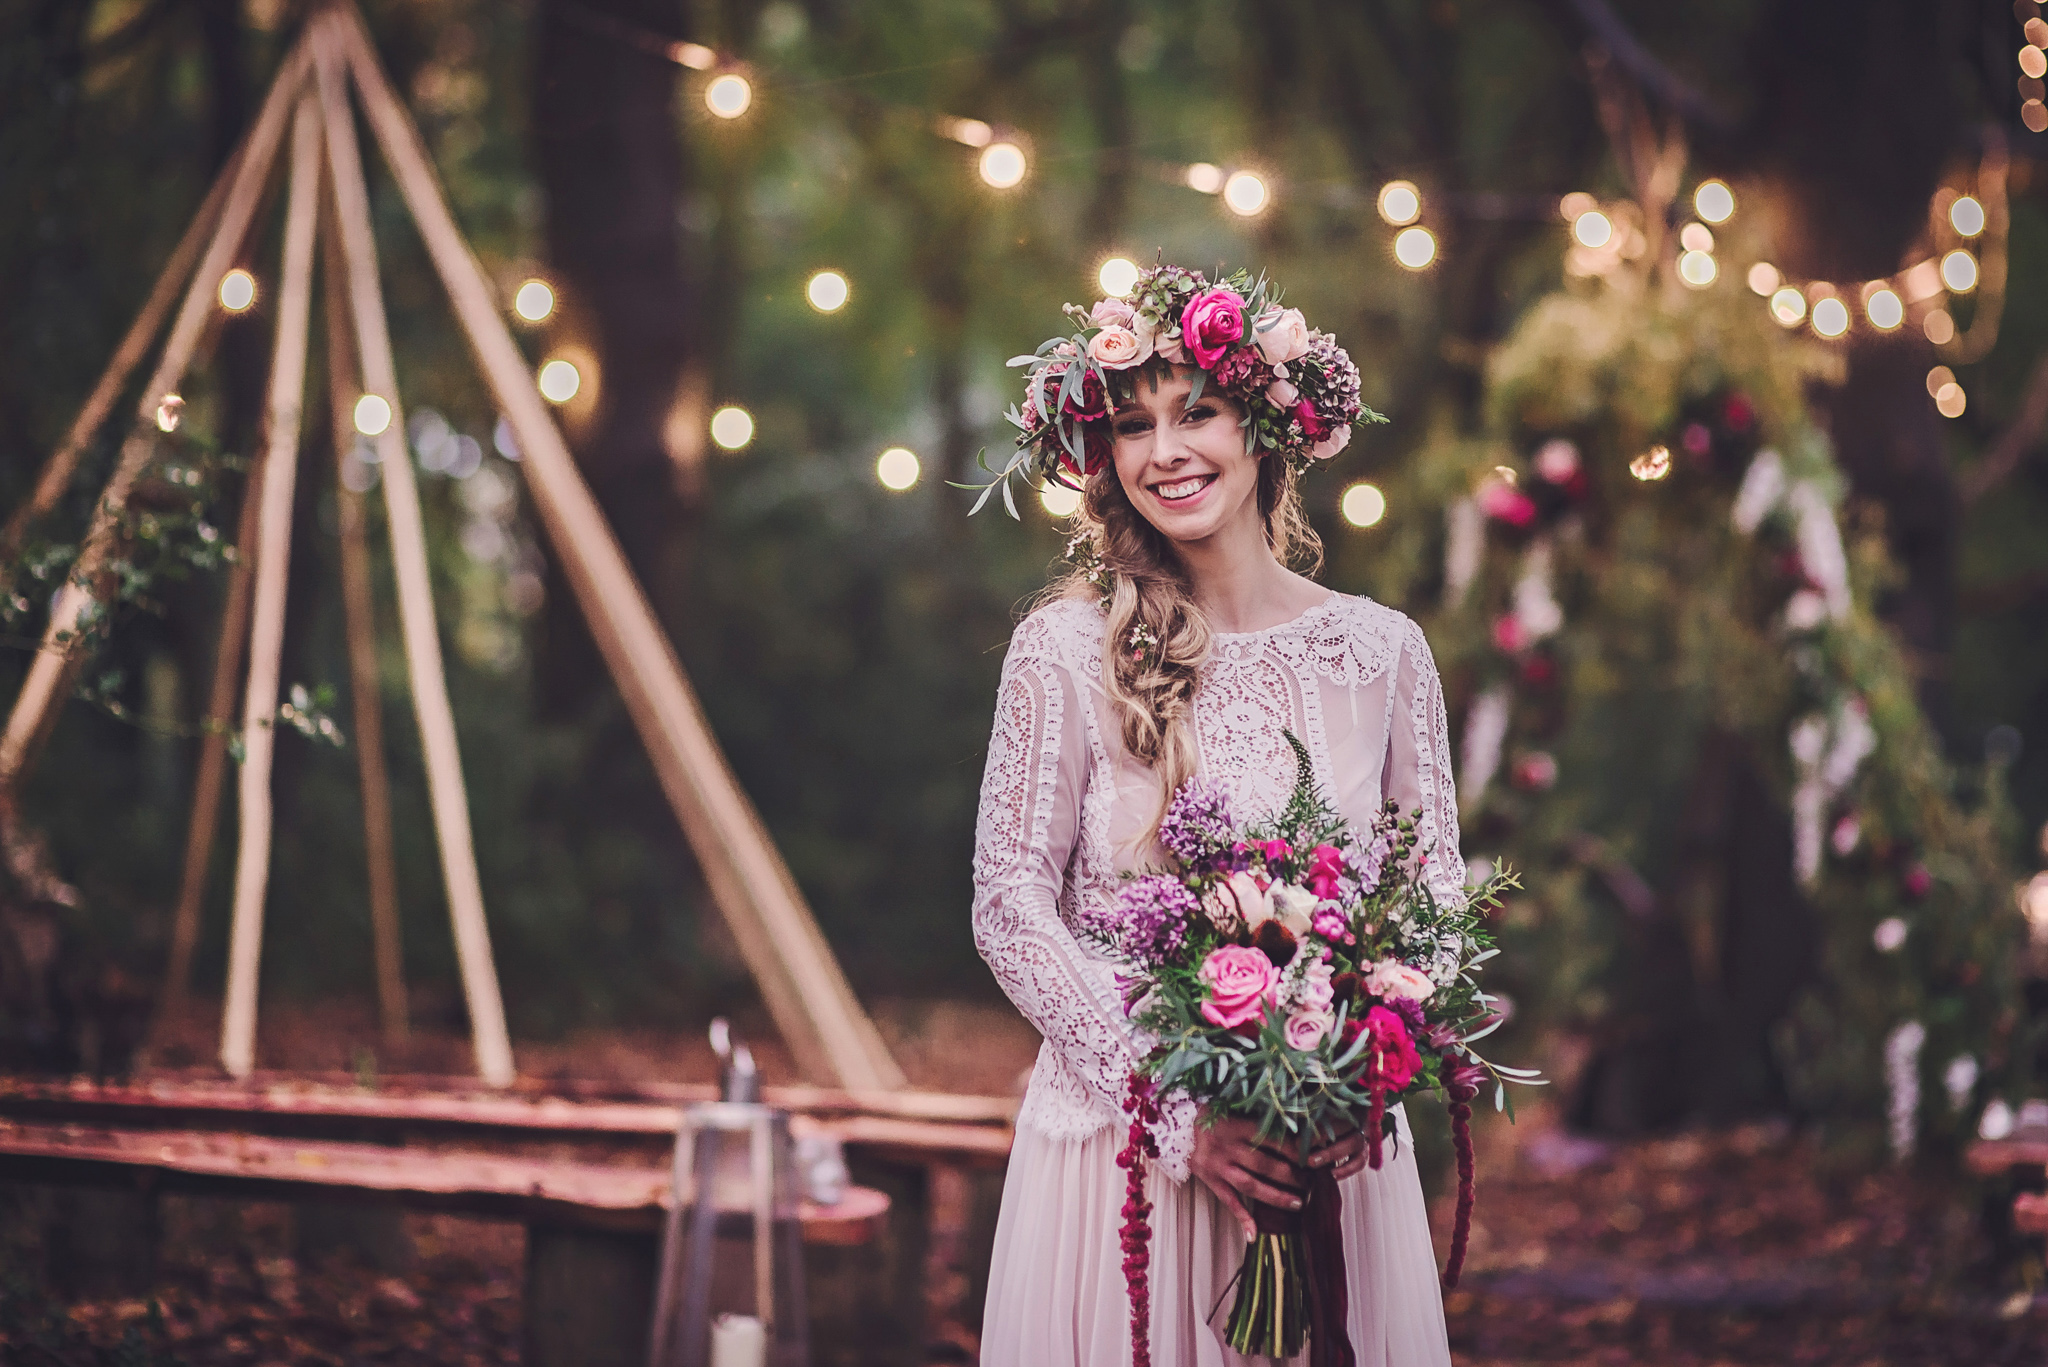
[1180,287,1248,368]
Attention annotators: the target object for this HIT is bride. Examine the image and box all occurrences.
[971,266,1460,1365]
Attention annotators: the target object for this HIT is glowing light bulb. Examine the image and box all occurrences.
[1748,263,1781,295]
[806,270,849,312]
[1629,446,1672,481]
[1039,482,1082,517]
[1923,308,1956,345]
[1185,162,1224,194]
[1934,382,1967,418]
[1341,482,1387,528]
[1693,180,1735,224]
[1678,250,1718,288]
[1769,287,1808,327]
[514,279,555,323]
[876,446,920,490]
[1941,249,1979,292]
[1097,256,1140,297]
[705,73,752,118]
[1572,210,1613,249]
[1811,297,1850,338]
[353,394,393,435]
[1376,181,1421,226]
[218,269,257,312]
[1393,226,1437,270]
[537,359,581,403]
[709,405,754,450]
[979,142,1027,188]
[1950,195,1986,237]
[1223,171,1269,216]
[1865,288,1904,330]
[1679,223,1715,254]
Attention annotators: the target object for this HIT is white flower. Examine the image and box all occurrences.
[1088,324,1148,370]
[1270,882,1319,937]
[1213,871,1273,930]
[1254,307,1312,365]
[1362,959,1434,1002]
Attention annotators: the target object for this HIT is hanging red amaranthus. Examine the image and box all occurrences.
[1117,1072,1162,1367]
[1440,1062,1485,1289]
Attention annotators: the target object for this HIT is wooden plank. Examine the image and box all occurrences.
[326,2,904,1093]
[0,1121,888,1243]
[319,150,408,1050]
[313,22,512,1088]
[0,39,313,793]
[220,92,325,1082]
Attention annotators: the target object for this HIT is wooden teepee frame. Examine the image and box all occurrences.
[0,0,904,1094]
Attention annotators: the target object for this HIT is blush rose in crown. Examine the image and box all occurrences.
[1082,732,1541,1363]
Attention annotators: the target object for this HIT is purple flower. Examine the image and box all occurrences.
[1114,875,1202,966]
[1389,996,1427,1032]
[1159,779,1236,867]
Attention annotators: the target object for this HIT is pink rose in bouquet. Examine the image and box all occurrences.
[1306,843,1346,899]
[1198,944,1280,1029]
[1363,959,1435,1003]
[1180,287,1248,367]
[1284,1010,1332,1051]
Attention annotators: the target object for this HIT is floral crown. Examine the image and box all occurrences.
[962,262,1382,517]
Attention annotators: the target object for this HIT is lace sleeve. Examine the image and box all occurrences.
[971,618,1196,1180]
[1385,619,1468,901]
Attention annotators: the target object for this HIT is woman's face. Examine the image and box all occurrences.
[1107,365,1260,547]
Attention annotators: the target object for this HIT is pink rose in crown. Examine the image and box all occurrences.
[1088,325,1147,369]
[1198,944,1281,1029]
[1292,399,1332,441]
[1090,297,1137,329]
[1309,426,1351,462]
[1254,307,1313,366]
[1361,1004,1423,1088]
[1180,288,1248,368]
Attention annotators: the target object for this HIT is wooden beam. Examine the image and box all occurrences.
[319,155,409,1052]
[312,23,513,1089]
[0,39,313,795]
[0,148,242,592]
[219,92,325,1082]
[326,1,904,1092]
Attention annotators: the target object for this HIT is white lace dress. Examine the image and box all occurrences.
[973,591,1461,1367]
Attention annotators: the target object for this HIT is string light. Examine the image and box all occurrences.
[1629,446,1672,481]
[1769,287,1808,326]
[1040,482,1082,517]
[1341,482,1387,528]
[1098,256,1140,297]
[514,279,555,323]
[218,269,257,312]
[1693,180,1735,224]
[1924,308,1956,345]
[1941,249,1979,292]
[1679,223,1715,253]
[705,73,753,119]
[1572,210,1614,249]
[1185,163,1225,194]
[1950,196,1987,237]
[1748,263,1781,295]
[806,269,849,312]
[1393,226,1437,270]
[709,405,754,450]
[1678,250,1717,288]
[155,393,184,433]
[536,359,581,403]
[1864,287,1904,330]
[1223,171,1269,216]
[353,394,393,435]
[978,142,1027,189]
[1377,181,1421,226]
[876,446,920,490]
[1811,296,1850,338]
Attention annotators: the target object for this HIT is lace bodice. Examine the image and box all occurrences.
[971,591,1467,1182]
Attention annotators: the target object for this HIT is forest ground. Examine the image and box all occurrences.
[3,996,2044,1365]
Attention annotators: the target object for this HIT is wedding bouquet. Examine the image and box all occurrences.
[1094,736,1539,1366]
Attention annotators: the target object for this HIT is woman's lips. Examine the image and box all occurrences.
[1151,472,1218,506]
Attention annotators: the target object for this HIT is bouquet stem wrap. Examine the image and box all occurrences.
[1225,1166,1355,1366]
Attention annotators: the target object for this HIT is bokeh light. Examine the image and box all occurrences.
[537,359,581,403]
[1934,382,1967,419]
[514,279,555,323]
[1941,249,1979,292]
[353,394,393,436]
[218,269,257,313]
[1748,263,1781,295]
[876,446,920,490]
[1679,223,1715,254]
[1098,257,1140,297]
[1926,365,1956,397]
[1769,287,1808,327]
[1693,180,1735,224]
[705,73,752,118]
[1923,308,1956,345]
[1810,297,1850,338]
[1678,250,1718,288]
[710,405,755,450]
[1185,162,1225,194]
[1376,181,1421,226]
[1393,226,1437,270]
[1341,482,1387,528]
[155,393,184,433]
[1572,210,1613,249]
[979,142,1027,188]
[806,270,849,312]
[1949,195,1986,237]
[1629,446,1672,481]
[1864,288,1903,331]
[2022,45,2047,80]
[1223,171,1269,216]
[1040,482,1082,517]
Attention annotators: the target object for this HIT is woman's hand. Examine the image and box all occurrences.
[1191,1118,1374,1239]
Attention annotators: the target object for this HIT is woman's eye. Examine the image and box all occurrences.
[1114,418,1152,436]
[1182,404,1216,423]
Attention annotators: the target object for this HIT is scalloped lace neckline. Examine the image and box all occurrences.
[1209,591,1344,642]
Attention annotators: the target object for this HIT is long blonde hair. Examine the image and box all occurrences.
[1049,443,1324,845]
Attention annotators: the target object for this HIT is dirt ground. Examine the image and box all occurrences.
[5,999,2046,1365]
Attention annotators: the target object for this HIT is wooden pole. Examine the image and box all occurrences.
[329,2,903,1090]
[313,26,514,1089]
[220,92,325,1082]
[0,149,242,592]
[0,40,313,798]
[319,170,409,1051]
